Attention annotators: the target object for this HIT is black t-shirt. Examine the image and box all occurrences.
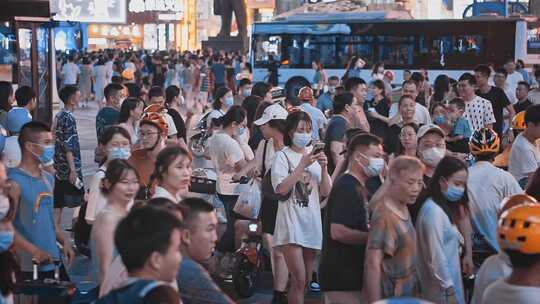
[324,115,347,175]
[365,97,390,142]
[476,86,510,136]
[319,174,368,291]
[513,99,532,114]
[385,124,402,155]
[167,108,187,143]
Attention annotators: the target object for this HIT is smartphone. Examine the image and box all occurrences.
[312,142,325,155]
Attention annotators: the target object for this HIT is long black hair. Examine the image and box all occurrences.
[216,105,246,128]
[118,97,143,124]
[433,74,450,103]
[418,156,469,225]
[212,86,231,110]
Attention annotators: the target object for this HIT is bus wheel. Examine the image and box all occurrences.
[285,77,310,103]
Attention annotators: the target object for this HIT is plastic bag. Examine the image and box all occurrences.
[233,180,262,220]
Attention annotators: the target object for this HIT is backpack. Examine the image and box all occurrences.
[95,279,164,304]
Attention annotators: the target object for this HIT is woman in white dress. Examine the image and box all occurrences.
[271,110,332,303]
[93,56,110,109]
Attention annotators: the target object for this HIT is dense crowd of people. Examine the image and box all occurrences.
[0,47,540,304]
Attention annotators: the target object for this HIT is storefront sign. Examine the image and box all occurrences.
[51,0,127,23]
[128,0,183,13]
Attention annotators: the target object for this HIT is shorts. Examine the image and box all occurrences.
[54,177,85,208]
[260,196,278,234]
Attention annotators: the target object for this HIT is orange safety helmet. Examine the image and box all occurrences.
[498,204,540,254]
[469,127,500,156]
[140,111,168,135]
[298,86,314,102]
[512,111,526,131]
[501,194,538,214]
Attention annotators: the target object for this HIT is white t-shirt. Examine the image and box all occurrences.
[62,62,81,85]
[271,147,323,249]
[152,186,182,204]
[163,113,178,137]
[471,253,512,304]
[389,102,431,125]
[506,71,524,95]
[482,279,540,304]
[207,132,245,195]
[467,161,522,251]
[508,133,540,182]
[464,95,496,131]
[3,136,21,168]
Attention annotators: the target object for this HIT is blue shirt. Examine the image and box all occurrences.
[316,93,333,113]
[9,168,60,272]
[211,63,226,85]
[452,117,472,139]
[300,103,327,141]
[54,109,82,180]
[178,257,233,304]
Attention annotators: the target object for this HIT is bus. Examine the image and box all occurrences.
[249,11,531,99]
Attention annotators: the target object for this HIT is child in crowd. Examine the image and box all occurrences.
[446,98,472,154]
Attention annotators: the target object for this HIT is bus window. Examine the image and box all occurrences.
[338,35,375,68]
[0,25,16,82]
[378,36,414,67]
[254,35,282,65]
[302,35,337,67]
[417,34,484,68]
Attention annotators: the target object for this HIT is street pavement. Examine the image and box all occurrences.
[61,100,322,303]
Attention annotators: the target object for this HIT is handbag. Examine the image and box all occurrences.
[261,141,292,202]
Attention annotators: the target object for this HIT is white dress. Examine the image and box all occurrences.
[271,147,322,249]
[93,64,110,102]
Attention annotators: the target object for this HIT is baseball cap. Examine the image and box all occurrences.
[254,104,288,126]
[298,86,314,102]
[417,123,445,142]
[6,107,32,134]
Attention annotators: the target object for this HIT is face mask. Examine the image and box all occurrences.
[238,126,246,136]
[328,86,336,94]
[108,147,131,160]
[224,96,234,107]
[243,89,251,97]
[0,230,14,252]
[434,115,446,125]
[363,157,385,177]
[292,132,311,148]
[421,147,445,167]
[31,143,54,166]
[443,185,465,202]
[0,194,9,221]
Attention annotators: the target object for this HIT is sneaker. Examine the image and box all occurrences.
[308,280,320,292]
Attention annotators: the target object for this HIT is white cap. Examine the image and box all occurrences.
[417,123,445,143]
[254,104,288,126]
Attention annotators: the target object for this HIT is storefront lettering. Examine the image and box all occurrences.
[129,0,183,13]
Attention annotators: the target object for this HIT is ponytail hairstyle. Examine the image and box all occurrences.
[335,132,382,178]
[215,105,246,129]
[148,145,192,189]
[212,86,231,110]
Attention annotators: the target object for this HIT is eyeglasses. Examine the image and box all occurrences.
[138,131,160,138]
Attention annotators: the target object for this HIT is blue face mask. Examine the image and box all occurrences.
[31,143,54,166]
[224,96,234,107]
[0,230,14,252]
[238,126,246,136]
[292,132,311,148]
[108,147,131,160]
[434,115,446,125]
[443,185,465,202]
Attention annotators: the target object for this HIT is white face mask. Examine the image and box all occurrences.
[420,147,446,167]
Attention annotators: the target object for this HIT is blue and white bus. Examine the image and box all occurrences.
[250,11,531,98]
